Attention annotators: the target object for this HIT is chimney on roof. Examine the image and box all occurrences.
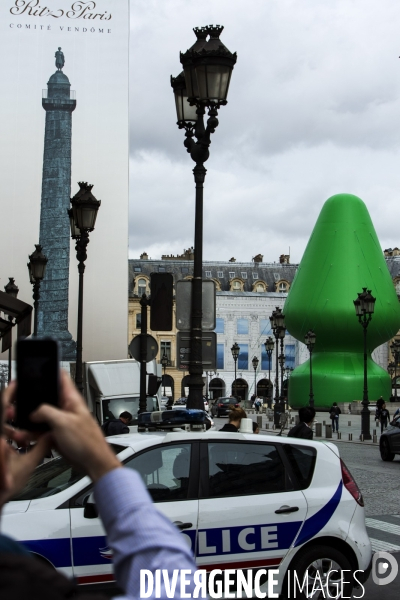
[140,252,148,260]
[252,254,263,263]
[279,254,290,264]
[229,257,236,262]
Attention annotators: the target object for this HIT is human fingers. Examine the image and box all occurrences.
[5,434,52,500]
[3,424,39,447]
[2,381,16,422]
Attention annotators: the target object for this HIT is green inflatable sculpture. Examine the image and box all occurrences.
[285,193,400,409]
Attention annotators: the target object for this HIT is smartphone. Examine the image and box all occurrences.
[16,338,60,431]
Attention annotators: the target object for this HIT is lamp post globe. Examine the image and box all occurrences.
[354,288,376,440]
[69,182,101,394]
[172,26,236,410]
[27,244,48,337]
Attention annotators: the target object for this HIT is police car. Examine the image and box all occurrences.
[2,410,372,598]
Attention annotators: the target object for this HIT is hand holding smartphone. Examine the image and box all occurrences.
[15,338,60,432]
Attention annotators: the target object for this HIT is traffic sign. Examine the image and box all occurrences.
[128,334,159,362]
[176,332,217,370]
[176,280,216,331]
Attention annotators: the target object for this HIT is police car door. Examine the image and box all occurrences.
[69,441,199,583]
[197,439,307,575]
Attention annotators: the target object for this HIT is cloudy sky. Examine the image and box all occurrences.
[129,0,400,265]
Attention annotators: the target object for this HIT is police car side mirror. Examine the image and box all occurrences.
[83,493,98,519]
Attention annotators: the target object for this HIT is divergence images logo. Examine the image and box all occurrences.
[372,552,398,586]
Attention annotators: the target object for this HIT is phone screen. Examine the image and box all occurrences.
[16,338,60,431]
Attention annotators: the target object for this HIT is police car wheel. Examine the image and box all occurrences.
[380,439,395,462]
[286,545,353,599]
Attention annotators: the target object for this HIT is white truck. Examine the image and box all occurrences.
[84,359,162,426]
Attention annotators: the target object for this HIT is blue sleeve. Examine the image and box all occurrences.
[93,467,198,599]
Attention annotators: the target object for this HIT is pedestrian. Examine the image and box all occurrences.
[219,407,247,432]
[329,402,341,432]
[288,406,316,440]
[252,421,260,434]
[102,411,132,436]
[0,372,197,599]
[379,402,390,433]
[254,396,262,414]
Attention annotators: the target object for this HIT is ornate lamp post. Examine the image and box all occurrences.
[270,307,286,405]
[252,356,259,404]
[390,340,400,400]
[27,244,48,337]
[264,336,274,402]
[161,353,168,397]
[304,330,316,408]
[69,182,101,394]
[354,288,376,440]
[172,26,237,409]
[388,361,395,398]
[231,342,240,399]
[4,278,19,383]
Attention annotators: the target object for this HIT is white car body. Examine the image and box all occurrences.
[2,429,372,594]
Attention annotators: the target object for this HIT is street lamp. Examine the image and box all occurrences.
[172,26,237,409]
[69,182,101,394]
[388,361,395,398]
[27,244,48,337]
[161,353,168,397]
[252,356,259,403]
[205,370,216,401]
[354,288,376,440]
[304,330,316,408]
[4,278,19,383]
[270,307,286,405]
[390,340,400,400]
[264,336,274,403]
[231,342,240,399]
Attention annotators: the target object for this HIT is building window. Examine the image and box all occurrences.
[256,283,265,292]
[285,344,295,368]
[237,319,249,335]
[260,319,271,336]
[233,281,241,290]
[217,271,224,278]
[135,313,141,329]
[229,272,235,279]
[134,267,141,272]
[217,344,224,369]
[215,318,224,334]
[137,278,147,296]
[238,343,248,370]
[181,267,189,274]
[205,271,212,277]
[160,341,171,362]
[261,343,272,370]
[277,281,289,293]
[252,273,258,279]
[158,266,166,273]
[241,272,247,279]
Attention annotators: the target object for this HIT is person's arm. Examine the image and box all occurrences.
[94,468,197,599]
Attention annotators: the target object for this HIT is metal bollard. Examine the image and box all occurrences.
[373,434,377,443]
[337,432,341,439]
[325,424,332,438]
[323,420,326,426]
[257,416,262,429]
[348,433,352,441]
[348,421,351,426]
[315,423,322,437]
[265,423,269,429]
[360,434,364,442]
[272,424,275,430]
[373,429,376,436]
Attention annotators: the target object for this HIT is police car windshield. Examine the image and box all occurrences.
[11,443,126,501]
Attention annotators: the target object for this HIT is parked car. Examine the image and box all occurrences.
[211,396,240,417]
[173,398,209,413]
[380,414,400,460]
[3,418,372,598]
